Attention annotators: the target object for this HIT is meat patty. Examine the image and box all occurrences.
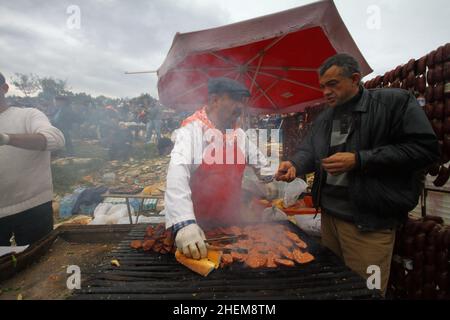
[293,249,314,264]
[274,258,295,267]
[130,240,143,249]
[221,254,233,267]
[245,254,267,268]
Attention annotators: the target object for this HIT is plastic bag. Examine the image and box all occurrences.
[264,181,286,200]
[294,214,321,237]
[105,204,132,224]
[106,204,132,216]
[59,187,87,218]
[117,216,136,224]
[89,215,108,225]
[261,206,288,222]
[241,167,266,198]
[93,203,113,218]
[283,178,308,208]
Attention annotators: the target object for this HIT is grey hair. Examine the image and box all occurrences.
[0,72,5,85]
[319,53,361,78]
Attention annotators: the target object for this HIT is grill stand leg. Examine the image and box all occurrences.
[125,198,133,224]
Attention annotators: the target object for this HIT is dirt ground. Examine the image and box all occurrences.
[0,239,115,300]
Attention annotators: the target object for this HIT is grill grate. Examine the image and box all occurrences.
[71,222,379,300]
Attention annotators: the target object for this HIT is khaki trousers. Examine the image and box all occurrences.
[321,213,396,296]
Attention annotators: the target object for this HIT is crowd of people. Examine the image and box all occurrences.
[8,91,183,160]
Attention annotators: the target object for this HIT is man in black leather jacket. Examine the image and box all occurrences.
[275,54,440,295]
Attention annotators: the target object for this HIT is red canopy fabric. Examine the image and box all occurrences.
[157,0,372,115]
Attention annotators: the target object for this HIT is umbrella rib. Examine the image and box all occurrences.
[244,73,277,109]
[171,70,236,101]
[248,66,318,72]
[198,67,211,80]
[249,55,264,94]
[245,34,288,66]
[171,82,207,101]
[209,52,239,67]
[168,67,238,73]
[251,78,280,104]
[256,71,322,93]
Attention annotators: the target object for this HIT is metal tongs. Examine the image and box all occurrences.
[204,235,243,243]
[205,244,248,254]
[205,235,248,253]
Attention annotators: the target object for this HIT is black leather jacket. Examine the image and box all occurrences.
[290,88,440,231]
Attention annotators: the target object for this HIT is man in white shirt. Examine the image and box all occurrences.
[0,72,65,245]
[163,77,269,260]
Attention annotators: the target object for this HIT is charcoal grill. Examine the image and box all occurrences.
[71,222,380,300]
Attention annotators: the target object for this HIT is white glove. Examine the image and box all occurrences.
[175,223,207,260]
[0,133,10,146]
[261,206,288,222]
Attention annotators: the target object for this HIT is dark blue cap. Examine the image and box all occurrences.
[208,77,250,101]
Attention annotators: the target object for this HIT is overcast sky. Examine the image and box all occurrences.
[1,0,449,98]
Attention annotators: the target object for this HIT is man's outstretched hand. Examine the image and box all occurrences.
[275,161,297,182]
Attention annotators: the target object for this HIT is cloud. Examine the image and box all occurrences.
[0,0,228,98]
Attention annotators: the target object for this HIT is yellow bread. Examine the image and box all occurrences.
[206,249,222,269]
[175,249,222,276]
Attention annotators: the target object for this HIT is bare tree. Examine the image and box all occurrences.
[11,73,41,97]
[38,77,68,102]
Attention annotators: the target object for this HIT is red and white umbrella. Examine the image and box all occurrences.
[157,0,372,115]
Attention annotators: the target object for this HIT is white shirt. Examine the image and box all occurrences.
[162,118,269,228]
[0,107,65,218]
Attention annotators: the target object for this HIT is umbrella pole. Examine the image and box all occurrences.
[241,106,250,131]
